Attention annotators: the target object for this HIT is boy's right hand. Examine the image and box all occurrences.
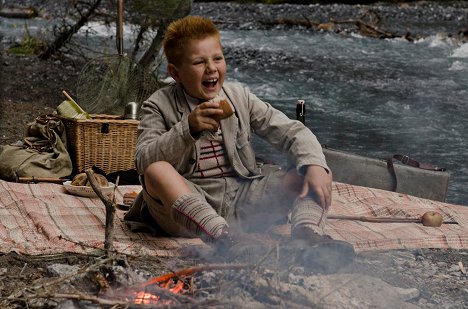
[188,101,225,135]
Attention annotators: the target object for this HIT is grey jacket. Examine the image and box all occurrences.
[135,82,328,178]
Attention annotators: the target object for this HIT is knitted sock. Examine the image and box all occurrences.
[291,197,327,235]
[171,193,227,242]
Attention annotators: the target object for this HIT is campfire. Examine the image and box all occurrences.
[126,270,188,305]
[120,264,249,306]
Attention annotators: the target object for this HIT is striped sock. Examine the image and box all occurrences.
[171,193,227,242]
[291,197,327,235]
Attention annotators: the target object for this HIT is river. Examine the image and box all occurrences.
[222,29,468,206]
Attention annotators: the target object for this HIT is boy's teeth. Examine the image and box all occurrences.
[203,79,218,87]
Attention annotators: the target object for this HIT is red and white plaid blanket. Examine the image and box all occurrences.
[0,180,466,256]
[326,183,467,251]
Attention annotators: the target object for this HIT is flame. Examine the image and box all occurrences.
[133,291,160,305]
[126,264,247,305]
[130,279,185,305]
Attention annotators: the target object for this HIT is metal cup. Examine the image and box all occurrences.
[124,102,139,119]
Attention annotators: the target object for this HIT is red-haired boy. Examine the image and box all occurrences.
[128,16,354,271]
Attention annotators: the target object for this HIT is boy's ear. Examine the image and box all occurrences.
[167,63,181,83]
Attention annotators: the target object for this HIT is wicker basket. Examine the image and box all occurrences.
[60,114,139,174]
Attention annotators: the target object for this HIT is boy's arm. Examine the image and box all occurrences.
[135,93,196,175]
[241,87,328,173]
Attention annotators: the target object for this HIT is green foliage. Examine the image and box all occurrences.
[8,25,46,55]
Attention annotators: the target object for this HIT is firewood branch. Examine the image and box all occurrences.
[85,169,116,255]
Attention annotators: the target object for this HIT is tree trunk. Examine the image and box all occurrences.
[39,0,102,60]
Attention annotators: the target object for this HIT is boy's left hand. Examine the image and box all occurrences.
[300,165,333,210]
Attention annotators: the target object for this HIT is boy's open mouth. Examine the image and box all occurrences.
[202,79,218,89]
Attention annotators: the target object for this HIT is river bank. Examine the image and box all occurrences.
[1,1,467,308]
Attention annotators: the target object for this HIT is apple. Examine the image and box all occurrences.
[421,211,443,227]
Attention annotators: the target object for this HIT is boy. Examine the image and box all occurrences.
[128,16,354,269]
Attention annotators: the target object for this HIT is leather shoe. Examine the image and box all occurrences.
[291,226,355,274]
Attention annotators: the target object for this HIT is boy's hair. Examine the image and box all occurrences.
[163,16,221,65]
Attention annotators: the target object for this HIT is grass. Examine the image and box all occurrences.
[8,24,46,55]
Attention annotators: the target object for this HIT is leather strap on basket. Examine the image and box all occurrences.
[387,154,446,191]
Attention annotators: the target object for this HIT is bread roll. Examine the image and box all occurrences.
[71,172,87,186]
[218,99,234,119]
[71,172,109,187]
[211,96,234,120]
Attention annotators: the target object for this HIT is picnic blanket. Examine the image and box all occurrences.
[0,179,467,256]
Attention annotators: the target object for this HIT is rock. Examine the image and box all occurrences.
[46,263,81,277]
[394,286,420,301]
[283,273,421,308]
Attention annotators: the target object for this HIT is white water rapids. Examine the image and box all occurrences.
[221,29,468,206]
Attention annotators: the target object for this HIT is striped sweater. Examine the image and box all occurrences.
[192,128,234,178]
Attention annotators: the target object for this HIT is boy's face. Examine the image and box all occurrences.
[168,36,226,100]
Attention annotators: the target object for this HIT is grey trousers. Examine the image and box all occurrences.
[142,169,326,237]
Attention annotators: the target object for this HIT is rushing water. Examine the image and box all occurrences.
[221,30,468,206]
[1,16,467,205]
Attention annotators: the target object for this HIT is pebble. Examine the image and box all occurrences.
[394,286,420,301]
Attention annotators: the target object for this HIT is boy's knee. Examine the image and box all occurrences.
[144,161,181,190]
[145,161,174,178]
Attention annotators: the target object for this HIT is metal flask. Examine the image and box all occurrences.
[124,102,139,119]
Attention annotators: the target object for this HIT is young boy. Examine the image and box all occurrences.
[128,16,354,269]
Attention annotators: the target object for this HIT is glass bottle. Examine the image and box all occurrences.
[296,99,305,124]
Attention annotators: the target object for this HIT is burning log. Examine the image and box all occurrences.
[134,263,249,289]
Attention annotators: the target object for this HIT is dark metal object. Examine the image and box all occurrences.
[296,99,305,124]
